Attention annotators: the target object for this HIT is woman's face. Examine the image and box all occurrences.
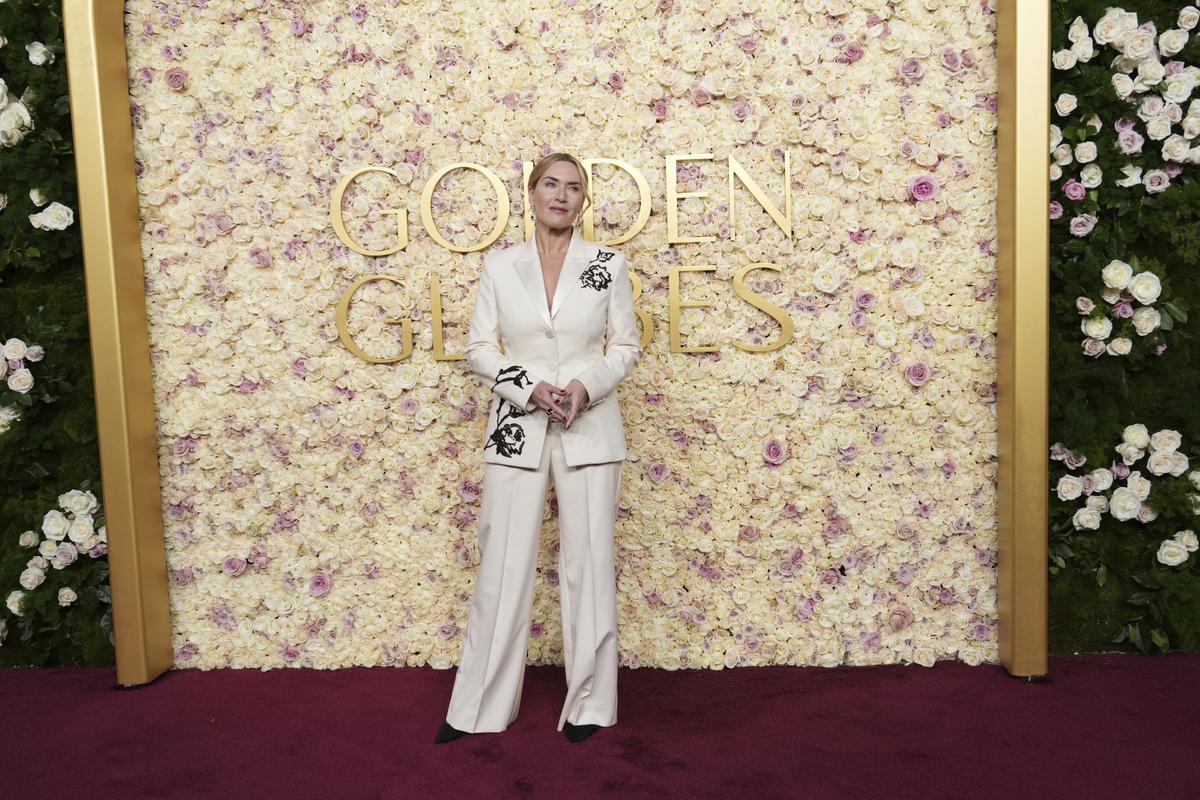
[531,160,586,231]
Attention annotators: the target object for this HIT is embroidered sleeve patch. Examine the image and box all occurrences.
[579,250,616,291]
[484,365,533,458]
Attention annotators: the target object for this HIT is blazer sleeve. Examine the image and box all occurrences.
[574,251,644,409]
[465,256,545,414]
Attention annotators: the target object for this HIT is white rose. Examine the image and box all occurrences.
[1163,78,1195,107]
[1056,474,1084,501]
[1138,59,1167,86]
[60,489,100,516]
[1093,10,1137,46]
[28,201,75,231]
[1127,471,1152,501]
[1080,163,1103,188]
[1137,504,1159,523]
[19,566,46,590]
[18,530,39,548]
[1055,93,1078,115]
[1109,486,1143,521]
[1115,442,1144,465]
[1074,141,1098,163]
[1081,316,1112,339]
[1053,143,1075,165]
[1072,37,1095,61]
[6,369,33,394]
[1131,306,1161,335]
[42,509,70,541]
[1123,424,1151,448]
[51,542,78,570]
[26,41,55,66]
[1170,452,1190,477]
[1116,164,1143,186]
[1142,450,1171,474]
[1146,118,1173,142]
[1191,470,1200,490]
[1049,163,1063,181]
[1086,494,1109,512]
[1123,30,1158,61]
[1090,468,1114,491]
[1106,337,1132,356]
[1180,7,1200,31]
[812,269,839,294]
[1127,272,1162,304]
[1159,30,1190,58]
[1163,134,1193,163]
[902,294,925,318]
[6,591,25,617]
[1050,124,1063,150]
[1053,50,1078,71]
[1112,73,1135,99]
[57,587,78,607]
[874,325,897,348]
[1072,507,1102,530]
[38,539,58,559]
[29,187,48,206]
[1156,539,1190,566]
[3,338,27,359]
[67,515,95,544]
[1067,16,1090,43]
[1175,529,1199,552]
[1149,429,1182,453]
[1101,259,1133,289]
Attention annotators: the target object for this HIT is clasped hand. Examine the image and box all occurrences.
[531,380,590,428]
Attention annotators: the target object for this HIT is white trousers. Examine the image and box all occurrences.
[445,420,622,733]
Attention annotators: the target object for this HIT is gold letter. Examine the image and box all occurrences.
[668,265,719,353]
[629,270,653,349]
[728,152,792,239]
[666,153,715,245]
[580,157,651,246]
[334,275,413,363]
[430,274,464,361]
[732,263,795,353]
[421,163,509,253]
[330,166,408,257]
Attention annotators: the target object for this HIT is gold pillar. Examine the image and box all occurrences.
[62,1,173,685]
[995,1,1050,676]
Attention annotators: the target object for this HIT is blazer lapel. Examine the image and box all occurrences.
[512,228,595,326]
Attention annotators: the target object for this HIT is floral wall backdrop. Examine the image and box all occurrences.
[123,0,1001,670]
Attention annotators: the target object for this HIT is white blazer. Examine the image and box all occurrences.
[466,227,643,468]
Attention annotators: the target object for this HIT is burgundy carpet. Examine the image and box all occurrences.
[3,654,1197,799]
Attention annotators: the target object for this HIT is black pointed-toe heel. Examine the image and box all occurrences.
[435,720,469,744]
[563,721,600,743]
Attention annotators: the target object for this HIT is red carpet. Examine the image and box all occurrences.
[3,654,1197,799]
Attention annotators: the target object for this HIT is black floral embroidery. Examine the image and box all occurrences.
[579,250,616,291]
[484,365,532,458]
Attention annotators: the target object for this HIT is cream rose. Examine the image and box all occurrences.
[1175,529,1199,552]
[1123,424,1151,448]
[57,587,78,607]
[1101,260,1133,289]
[1180,7,1200,31]
[1109,486,1143,521]
[1072,507,1102,530]
[1127,272,1162,304]
[1159,30,1190,58]
[1054,93,1078,116]
[1131,306,1161,335]
[1090,468,1114,491]
[1081,316,1112,339]
[1056,474,1084,501]
[1106,337,1132,356]
[28,201,75,231]
[42,509,70,541]
[1149,429,1182,453]
[1156,539,1190,566]
[1074,142,1097,163]
[1127,471,1152,501]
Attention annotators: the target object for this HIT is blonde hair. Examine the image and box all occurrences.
[527,152,593,218]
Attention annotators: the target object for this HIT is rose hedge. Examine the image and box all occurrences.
[1048,1,1200,654]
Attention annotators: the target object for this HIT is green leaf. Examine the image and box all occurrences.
[1096,564,1107,587]
[1127,624,1146,652]
[1150,628,1169,650]
[1160,309,1174,331]
[1132,571,1161,589]
[1163,301,1188,324]
[1128,591,1157,606]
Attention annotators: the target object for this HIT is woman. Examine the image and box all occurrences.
[436,152,643,744]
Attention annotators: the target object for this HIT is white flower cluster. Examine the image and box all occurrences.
[1052,7,1200,194]
[1156,529,1198,566]
[3,490,107,624]
[2,337,45,394]
[0,76,34,149]
[1056,425,1194,530]
[1075,259,1164,357]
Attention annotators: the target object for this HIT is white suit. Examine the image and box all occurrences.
[445,227,643,733]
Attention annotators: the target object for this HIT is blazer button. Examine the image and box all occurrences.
[544,329,555,339]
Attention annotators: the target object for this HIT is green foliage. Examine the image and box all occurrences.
[1048,2,1200,655]
[0,1,111,665]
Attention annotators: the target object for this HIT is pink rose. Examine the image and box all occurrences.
[904,361,930,387]
[1050,201,1063,220]
[222,556,247,577]
[1062,179,1086,201]
[1069,214,1097,236]
[310,570,332,597]
[907,175,939,202]
[763,438,788,466]
[164,68,188,91]
[1076,296,1095,313]
[938,46,962,73]
[899,57,924,84]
